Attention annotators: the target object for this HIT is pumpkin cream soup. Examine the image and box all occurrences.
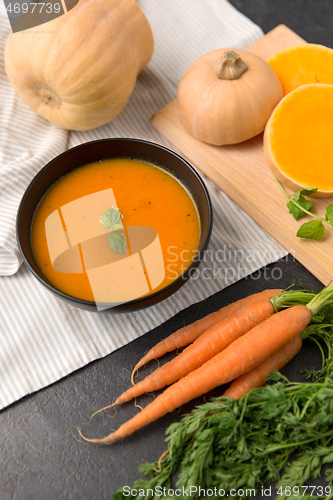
[31,157,201,303]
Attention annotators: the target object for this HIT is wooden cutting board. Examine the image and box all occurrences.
[151,25,332,285]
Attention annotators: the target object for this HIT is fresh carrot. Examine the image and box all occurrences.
[131,289,282,381]
[80,304,311,444]
[115,299,275,405]
[154,336,303,466]
[222,336,302,400]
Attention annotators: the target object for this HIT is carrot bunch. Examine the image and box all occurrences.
[79,285,333,444]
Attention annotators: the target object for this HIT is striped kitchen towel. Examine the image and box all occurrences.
[0,0,287,409]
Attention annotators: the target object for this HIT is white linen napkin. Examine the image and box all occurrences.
[0,0,287,409]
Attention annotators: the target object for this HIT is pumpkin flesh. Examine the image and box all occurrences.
[264,84,333,197]
[268,44,333,95]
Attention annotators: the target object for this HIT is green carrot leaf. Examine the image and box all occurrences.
[109,232,127,254]
[296,220,326,240]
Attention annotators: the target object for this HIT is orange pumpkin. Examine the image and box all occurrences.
[264,84,333,197]
[4,0,154,131]
[177,49,283,145]
[268,44,333,95]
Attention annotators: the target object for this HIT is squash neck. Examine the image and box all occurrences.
[33,83,61,108]
[214,51,248,80]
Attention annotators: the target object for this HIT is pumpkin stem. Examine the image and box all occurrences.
[214,51,248,80]
[33,83,61,108]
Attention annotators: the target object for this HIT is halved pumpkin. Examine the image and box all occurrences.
[264,83,333,197]
[268,44,333,95]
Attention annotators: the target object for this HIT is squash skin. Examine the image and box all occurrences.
[264,84,333,198]
[4,0,154,131]
[177,48,283,146]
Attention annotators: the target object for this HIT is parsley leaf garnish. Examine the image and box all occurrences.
[325,204,333,227]
[296,219,326,240]
[287,188,316,220]
[274,177,331,241]
[100,207,126,254]
[101,207,123,231]
[109,232,127,255]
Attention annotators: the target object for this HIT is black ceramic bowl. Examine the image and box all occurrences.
[17,138,213,313]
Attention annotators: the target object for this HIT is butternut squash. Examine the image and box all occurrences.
[268,44,333,95]
[177,49,283,145]
[4,0,154,131]
[264,83,333,197]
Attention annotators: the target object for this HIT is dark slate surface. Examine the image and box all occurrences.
[1,3,332,499]
[229,0,333,46]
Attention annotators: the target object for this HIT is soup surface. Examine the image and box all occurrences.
[31,157,201,303]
